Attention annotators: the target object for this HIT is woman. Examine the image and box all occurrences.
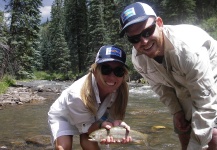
[48,45,131,150]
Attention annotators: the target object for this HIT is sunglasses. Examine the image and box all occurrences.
[101,64,125,77]
[127,21,156,44]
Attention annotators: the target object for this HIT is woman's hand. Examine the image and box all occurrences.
[100,120,132,144]
[113,120,130,131]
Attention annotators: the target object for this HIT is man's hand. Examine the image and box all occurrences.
[174,111,191,132]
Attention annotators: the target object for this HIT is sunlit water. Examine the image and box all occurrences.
[0,82,181,149]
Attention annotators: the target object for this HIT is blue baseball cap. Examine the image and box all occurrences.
[120,2,157,37]
[95,45,127,66]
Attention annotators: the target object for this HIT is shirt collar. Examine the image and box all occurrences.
[91,74,101,104]
[91,74,116,105]
[163,27,175,52]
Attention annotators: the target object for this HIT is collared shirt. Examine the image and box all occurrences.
[48,74,116,141]
[132,24,217,149]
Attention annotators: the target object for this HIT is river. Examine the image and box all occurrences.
[0,81,180,150]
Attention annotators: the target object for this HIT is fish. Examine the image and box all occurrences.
[88,126,148,145]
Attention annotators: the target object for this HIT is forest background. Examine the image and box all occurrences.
[0,0,217,82]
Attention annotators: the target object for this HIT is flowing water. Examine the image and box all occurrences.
[0,81,181,150]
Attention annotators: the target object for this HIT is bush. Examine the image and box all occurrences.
[0,75,16,94]
[33,70,81,81]
[2,75,16,86]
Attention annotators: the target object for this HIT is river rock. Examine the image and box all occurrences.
[0,87,46,106]
[25,135,51,146]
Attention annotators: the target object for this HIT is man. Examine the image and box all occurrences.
[119,2,217,150]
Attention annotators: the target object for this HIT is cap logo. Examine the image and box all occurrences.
[121,7,136,23]
[106,47,122,58]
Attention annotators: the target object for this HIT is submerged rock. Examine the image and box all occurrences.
[26,135,51,146]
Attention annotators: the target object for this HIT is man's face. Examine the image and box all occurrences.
[126,17,164,58]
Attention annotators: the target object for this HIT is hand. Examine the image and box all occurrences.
[113,120,131,131]
[100,120,132,144]
[174,111,191,132]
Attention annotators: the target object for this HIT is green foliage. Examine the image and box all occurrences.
[161,0,196,24]
[125,54,142,81]
[6,0,42,79]
[33,70,85,81]
[0,75,16,94]
[200,17,217,40]
[48,0,71,73]
[0,82,8,94]
[2,75,16,86]
[2,0,217,80]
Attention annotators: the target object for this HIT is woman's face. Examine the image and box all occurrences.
[94,61,125,98]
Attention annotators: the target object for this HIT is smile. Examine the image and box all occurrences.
[106,82,116,86]
[144,43,154,50]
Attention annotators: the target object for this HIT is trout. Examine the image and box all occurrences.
[88,126,148,145]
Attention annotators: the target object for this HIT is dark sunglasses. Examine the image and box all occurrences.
[101,64,125,77]
[127,21,156,44]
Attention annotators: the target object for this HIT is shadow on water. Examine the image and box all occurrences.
[0,82,181,150]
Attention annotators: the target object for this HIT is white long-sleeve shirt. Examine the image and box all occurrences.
[48,74,116,142]
[132,24,217,149]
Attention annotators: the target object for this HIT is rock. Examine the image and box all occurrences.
[26,135,51,146]
[0,87,47,106]
[36,85,44,92]
[10,139,27,147]
[0,146,7,149]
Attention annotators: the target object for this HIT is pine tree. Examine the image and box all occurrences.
[0,11,10,78]
[161,0,196,24]
[87,0,105,64]
[6,0,42,79]
[195,0,217,21]
[38,23,52,71]
[64,0,88,73]
[49,0,71,73]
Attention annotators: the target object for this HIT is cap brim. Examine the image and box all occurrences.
[96,58,128,68]
[120,15,154,38]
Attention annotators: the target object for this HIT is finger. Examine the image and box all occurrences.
[106,136,111,143]
[128,136,132,142]
[116,139,121,143]
[100,139,106,144]
[119,122,131,131]
[110,136,116,143]
[105,124,112,129]
[121,137,127,144]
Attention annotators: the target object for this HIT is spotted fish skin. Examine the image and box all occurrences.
[88,126,148,145]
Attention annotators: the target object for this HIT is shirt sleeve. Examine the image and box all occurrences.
[65,92,95,134]
[175,45,217,149]
[151,84,182,114]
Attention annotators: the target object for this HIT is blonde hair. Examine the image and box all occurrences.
[80,63,129,120]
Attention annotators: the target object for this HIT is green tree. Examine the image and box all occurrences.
[6,0,42,79]
[200,17,217,40]
[0,11,10,78]
[64,0,88,73]
[87,0,106,64]
[195,0,217,21]
[38,23,52,71]
[38,0,217,80]
[49,0,71,73]
[161,0,196,24]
